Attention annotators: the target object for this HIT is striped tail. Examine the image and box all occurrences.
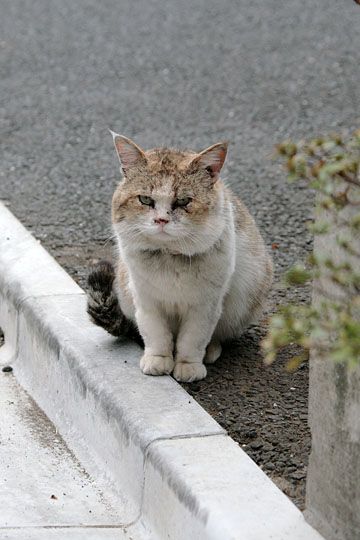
[86,260,141,343]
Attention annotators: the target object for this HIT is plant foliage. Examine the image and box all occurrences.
[262,130,360,370]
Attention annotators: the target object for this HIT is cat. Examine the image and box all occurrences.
[87,132,273,382]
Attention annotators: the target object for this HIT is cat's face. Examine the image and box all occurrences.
[111,133,228,255]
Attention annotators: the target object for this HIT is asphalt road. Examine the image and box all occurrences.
[1,0,359,254]
[1,0,359,509]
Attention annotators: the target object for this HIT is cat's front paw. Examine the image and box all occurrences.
[173,362,207,382]
[140,354,174,376]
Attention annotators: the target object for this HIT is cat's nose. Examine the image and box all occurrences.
[154,217,169,225]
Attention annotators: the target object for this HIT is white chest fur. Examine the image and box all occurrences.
[126,226,235,312]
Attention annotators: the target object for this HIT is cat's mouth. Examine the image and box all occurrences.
[145,227,181,244]
[152,230,173,240]
[147,224,173,238]
[141,222,190,244]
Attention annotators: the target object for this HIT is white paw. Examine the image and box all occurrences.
[204,342,222,364]
[173,362,207,382]
[140,354,174,376]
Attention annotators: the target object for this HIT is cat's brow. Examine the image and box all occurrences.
[151,178,175,197]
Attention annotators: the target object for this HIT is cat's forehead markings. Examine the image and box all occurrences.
[145,148,195,174]
[152,178,175,197]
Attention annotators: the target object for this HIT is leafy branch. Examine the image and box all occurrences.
[262,130,360,370]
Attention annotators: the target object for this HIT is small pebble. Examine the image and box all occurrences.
[2,366,13,373]
[250,440,263,450]
[290,470,306,480]
[262,443,274,452]
[245,429,257,439]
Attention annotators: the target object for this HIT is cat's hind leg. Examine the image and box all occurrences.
[204,341,222,364]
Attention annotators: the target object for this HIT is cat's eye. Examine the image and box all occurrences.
[138,195,154,206]
[174,197,192,208]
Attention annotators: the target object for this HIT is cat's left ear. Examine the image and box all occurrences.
[110,130,146,172]
[189,142,228,181]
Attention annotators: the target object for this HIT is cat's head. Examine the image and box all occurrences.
[111,132,228,255]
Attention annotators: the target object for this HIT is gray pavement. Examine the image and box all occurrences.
[0,371,135,538]
[1,0,360,510]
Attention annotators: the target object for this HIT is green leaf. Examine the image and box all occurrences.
[286,352,309,372]
[309,220,330,234]
[285,265,312,286]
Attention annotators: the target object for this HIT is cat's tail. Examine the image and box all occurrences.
[86,260,141,343]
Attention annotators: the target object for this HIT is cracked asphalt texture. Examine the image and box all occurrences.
[1,0,359,509]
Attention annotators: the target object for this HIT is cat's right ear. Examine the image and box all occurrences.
[109,131,146,173]
[188,142,228,182]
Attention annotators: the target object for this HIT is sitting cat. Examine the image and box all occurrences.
[87,133,273,382]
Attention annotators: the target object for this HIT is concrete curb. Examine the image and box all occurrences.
[0,201,324,540]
